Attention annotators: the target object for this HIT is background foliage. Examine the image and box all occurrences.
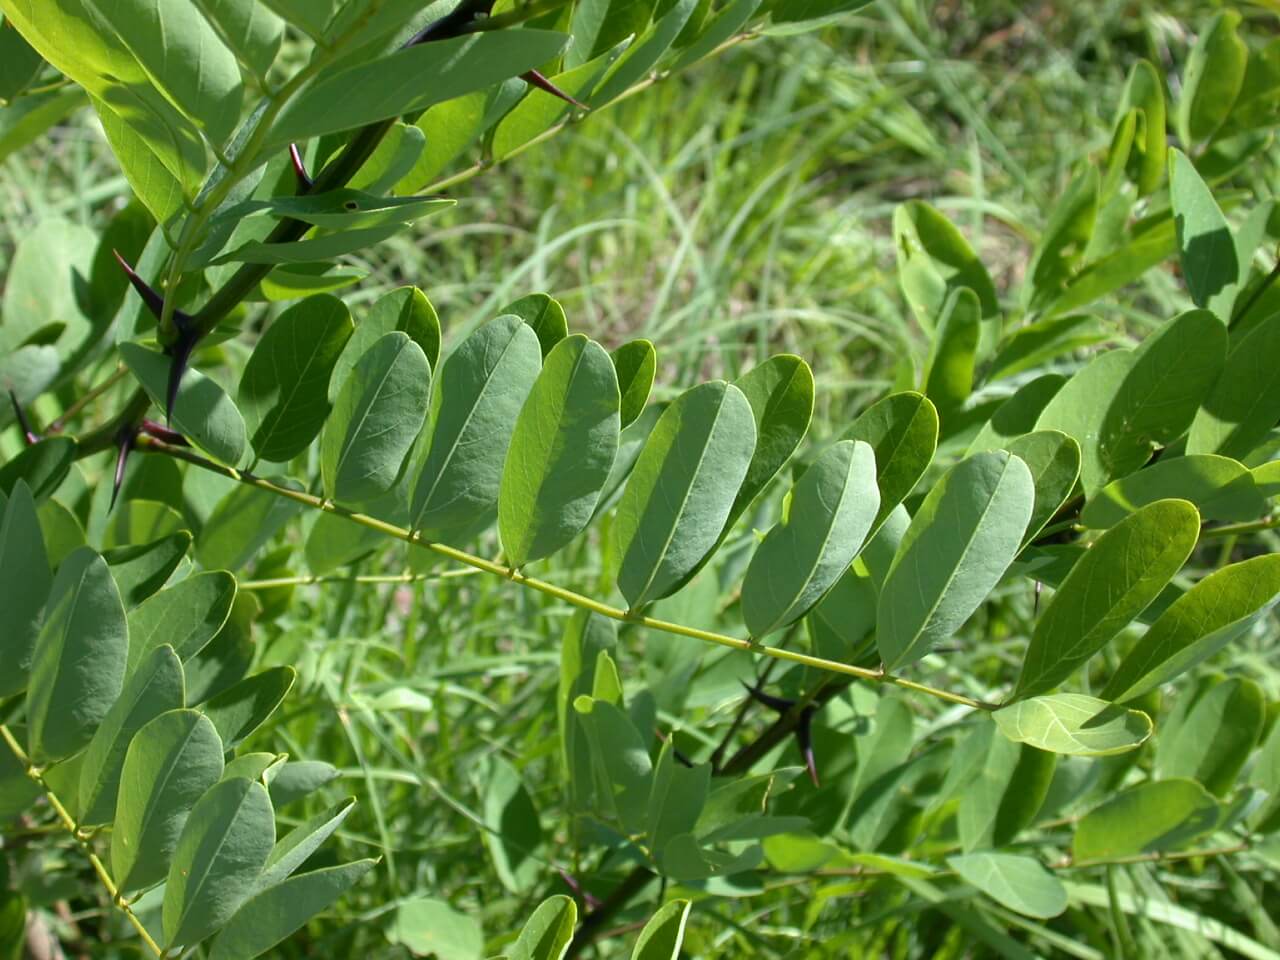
[4,1,1280,958]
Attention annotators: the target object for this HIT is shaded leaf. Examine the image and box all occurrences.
[128,570,237,672]
[27,548,127,764]
[499,335,620,567]
[877,451,1034,672]
[742,440,879,637]
[0,481,51,697]
[201,667,296,749]
[79,644,185,826]
[238,295,353,463]
[163,777,275,948]
[112,709,225,893]
[411,316,542,545]
[1073,779,1219,861]
[208,859,376,960]
[1015,499,1200,699]
[321,331,430,505]
[947,852,1067,919]
[631,899,691,960]
[612,380,756,608]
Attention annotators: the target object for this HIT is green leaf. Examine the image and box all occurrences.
[104,530,191,608]
[574,695,653,832]
[612,339,657,429]
[208,859,376,960]
[190,0,283,83]
[1156,677,1265,796]
[1083,454,1265,528]
[121,342,248,466]
[321,331,430,505]
[613,380,757,608]
[238,294,353,463]
[1024,168,1098,312]
[501,293,568,359]
[79,644,185,827]
[268,30,569,146]
[1187,311,1280,460]
[492,44,625,160]
[196,480,304,572]
[0,437,76,501]
[1014,499,1200,699]
[647,742,711,859]
[83,0,243,144]
[128,570,237,672]
[267,760,339,809]
[843,391,938,534]
[877,451,1034,672]
[1177,10,1246,146]
[567,0,646,67]
[483,757,543,894]
[260,264,364,300]
[631,899,691,960]
[1034,350,1132,493]
[0,481,51,697]
[1099,309,1226,489]
[1073,779,1219,861]
[386,897,484,960]
[0,18,43,102]
[411,315,542,545]
[334,286,441,396]
[893,200,998,343]
[994,695,1152,757]
[257,797,355,891]
[201,667,295,749]
[510,895,577,960]
[184,591,257,705]
[112,709,226,894]
[255,0,334,36]
[946,853,1067,920]
[1170,149,1238,313]
[921,287,981,411]
[729,356,814,522]
[1117,59,1167,196]
[214,190,453,232]
[499,335,619,567]
[213,221,418,265]
[0,216,97,359]
[93,94,186,229]
[1103,554,1280,701]
[559,611,617,812]
[769,0,873,24]
[591,0,697,106]
[164,777,275,948]
[37,497,85,568]
[956,726,1055,851]
[671,0,760,68]
[742,440,879,637]
[26,548,127,764]
[1004,431,1081,546]
[988,315,1104,382]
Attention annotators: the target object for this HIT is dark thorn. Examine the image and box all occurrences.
[741,680,796,714]
[113,249,167,323]
[521,69,588,110]
[164,329,199,426]
[8,390,39,445]
[140,419,189,446]
[289,143,313,191]
[110,424,138,512]
[796,707,819,787]
[558,868,602,910]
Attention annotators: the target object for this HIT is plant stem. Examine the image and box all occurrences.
[563,865,655,960]
[48,365,128,432]
[240,568,480,590]
[135,437,995,711]
[1198,514,1280,539]
[0,725,163,957]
